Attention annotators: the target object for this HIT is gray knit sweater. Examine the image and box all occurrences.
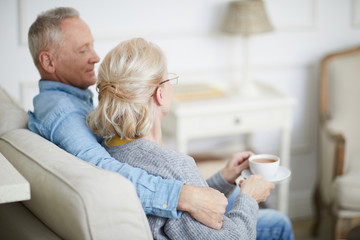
[104,139,258,240]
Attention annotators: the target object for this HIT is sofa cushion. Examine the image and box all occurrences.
[0,86,29,136]
[0,129,152,240]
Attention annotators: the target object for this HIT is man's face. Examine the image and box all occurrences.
[54,17,100,89]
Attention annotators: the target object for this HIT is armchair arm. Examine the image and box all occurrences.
[323,122,346,179]
[318,122,346,205]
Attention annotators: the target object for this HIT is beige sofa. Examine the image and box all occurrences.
[0,85,153,239]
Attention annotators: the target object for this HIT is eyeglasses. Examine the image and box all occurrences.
[159,72,179,85]
[150,73,179,97]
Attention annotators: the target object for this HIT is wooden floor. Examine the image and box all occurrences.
[292,216,360,240]
[292,216,332,240]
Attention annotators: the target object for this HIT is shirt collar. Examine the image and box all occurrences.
[39,80,94,103]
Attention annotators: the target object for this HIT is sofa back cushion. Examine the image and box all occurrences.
[0,86,29,136]
[0,129,152,240]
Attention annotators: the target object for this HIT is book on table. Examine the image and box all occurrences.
[173,84,224,101]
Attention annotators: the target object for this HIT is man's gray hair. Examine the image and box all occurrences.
[28,7,79,66]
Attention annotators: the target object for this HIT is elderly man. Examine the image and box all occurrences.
[27,7,293,239]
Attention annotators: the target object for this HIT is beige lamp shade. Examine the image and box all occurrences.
[222,0,273,35]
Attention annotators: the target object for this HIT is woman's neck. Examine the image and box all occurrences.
[144,117,162,145]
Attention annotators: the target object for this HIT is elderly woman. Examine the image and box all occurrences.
[87,38,275,239]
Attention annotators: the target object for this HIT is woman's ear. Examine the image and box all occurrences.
[38,51,56,74]
[154,87,164,106]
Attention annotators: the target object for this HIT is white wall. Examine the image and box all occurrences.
[1,0,360,219]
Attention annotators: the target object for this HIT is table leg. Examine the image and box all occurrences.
[244,133,253,151]
[278,126,291,214]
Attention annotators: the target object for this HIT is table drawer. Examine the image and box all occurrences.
[178,108,290,138]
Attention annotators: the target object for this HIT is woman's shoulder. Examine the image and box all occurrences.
[133,139,205,183]
[136,139,193,163]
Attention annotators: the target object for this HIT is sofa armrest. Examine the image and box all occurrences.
[0,129,152,240]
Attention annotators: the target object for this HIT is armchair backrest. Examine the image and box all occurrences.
[320,46,360,172]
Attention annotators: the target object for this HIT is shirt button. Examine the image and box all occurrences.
[162,203,168,209]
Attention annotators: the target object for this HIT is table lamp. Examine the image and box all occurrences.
[222,0,273,96]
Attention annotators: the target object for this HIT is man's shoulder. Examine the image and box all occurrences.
[34,81,93,112]
[28,88,91,137]
[33,89,83,113]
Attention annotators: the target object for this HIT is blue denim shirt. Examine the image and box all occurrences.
[28,80,183,218]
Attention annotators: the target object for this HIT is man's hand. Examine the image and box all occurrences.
[239,175,275,203]
[177,185,228,230]
[221,151,253,184]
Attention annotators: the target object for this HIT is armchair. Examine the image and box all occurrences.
[312,46,360,239]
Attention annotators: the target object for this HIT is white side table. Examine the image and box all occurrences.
[0,153,30,204]
[162,83,295,214]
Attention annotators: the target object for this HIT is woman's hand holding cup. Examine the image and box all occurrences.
[238,175,275,203]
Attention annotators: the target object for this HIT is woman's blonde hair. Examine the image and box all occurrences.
[87,38,167,139]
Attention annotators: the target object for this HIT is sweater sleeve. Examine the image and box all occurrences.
[206,171,237,198]
[164,193,259,240]
[154,150,259,239]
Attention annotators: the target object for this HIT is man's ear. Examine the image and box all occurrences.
[154,87,164,106]
[38,51,56,74]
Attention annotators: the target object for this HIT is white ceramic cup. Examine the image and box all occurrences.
[249,154,280,180]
